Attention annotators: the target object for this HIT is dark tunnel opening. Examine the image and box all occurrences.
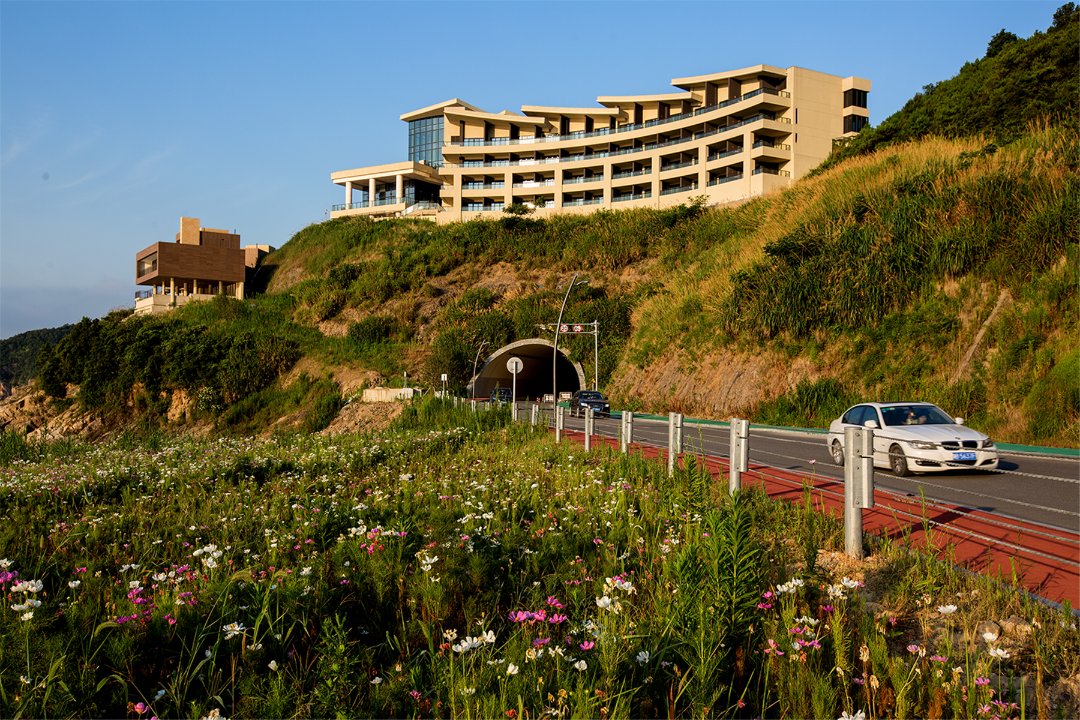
[470,339,585,401]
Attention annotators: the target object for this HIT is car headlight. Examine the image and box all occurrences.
[908,440,937,450]
[981,439,995,449]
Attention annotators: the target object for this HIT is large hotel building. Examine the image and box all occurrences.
[330,65,870,224]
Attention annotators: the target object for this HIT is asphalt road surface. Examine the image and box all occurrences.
[541,409,1080,534]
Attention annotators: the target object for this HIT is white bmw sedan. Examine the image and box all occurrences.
[827,402,999,476]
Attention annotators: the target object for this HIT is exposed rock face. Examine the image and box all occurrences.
[320,401,403,436]
[609,348,822,418]
[0,383,105,441]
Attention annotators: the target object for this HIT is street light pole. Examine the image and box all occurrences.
[553,274,583,415]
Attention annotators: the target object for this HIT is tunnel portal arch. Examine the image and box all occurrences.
[470,338,585,401]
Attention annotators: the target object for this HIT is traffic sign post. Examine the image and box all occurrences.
[507,357,522,421]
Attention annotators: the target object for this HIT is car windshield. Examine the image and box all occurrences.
[880,405,954,427]
[578,391,604,400]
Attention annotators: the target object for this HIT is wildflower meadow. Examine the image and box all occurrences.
[1,399,1077,718]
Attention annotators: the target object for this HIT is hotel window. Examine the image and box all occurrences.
[408,116,445,167]
[844,115,869,133]
[844,89,868,108]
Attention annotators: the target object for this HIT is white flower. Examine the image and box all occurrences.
[370,676,383,685]
[461,687,476,696]
[988,646,1010,659]
[574,660,587,671]
[12,580,43,594]
[268,660,279,671]
[841,577,861,589]
[839,710,866,720]
[222,622,245,639]
[937,605,958,615]
[443,629,458,642]
[506,663,519,676]
[0,559,11,570]
[202,557,217,570]
[128,580,141,589]
[981,631,998,642]
[300,567,312,577]
[68,580,81,589]
[481,629,496,644]
[20,611,33,622]
[636,650,650,665]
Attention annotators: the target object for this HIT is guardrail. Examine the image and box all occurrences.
[470,399,1079,607]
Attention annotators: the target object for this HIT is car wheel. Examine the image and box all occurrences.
[829,440,844,466]
[889,444,910,477]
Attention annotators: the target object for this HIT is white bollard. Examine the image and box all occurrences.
[667,412,683,477]
[621,411,633,454]
[728,418,749,494]
[555,405,564,443]
[584,407,594,451]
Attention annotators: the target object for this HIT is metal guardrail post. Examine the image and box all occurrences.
[530,404,538,427]
[668,412,683,477]
[844,426,875,558]
[470,399,476,412]
[555,405,564,443]
[584,408,593,451]
[621,411,633,454]
[729,417,749,494]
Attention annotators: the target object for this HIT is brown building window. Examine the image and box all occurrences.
[844,115,869,133]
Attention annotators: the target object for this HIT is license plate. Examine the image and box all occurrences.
[953,451,976,461]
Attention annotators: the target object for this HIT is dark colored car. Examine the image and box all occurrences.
[570,390,610,417]
[490,387,513,404]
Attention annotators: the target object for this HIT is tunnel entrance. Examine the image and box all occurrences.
[469,338,585,401]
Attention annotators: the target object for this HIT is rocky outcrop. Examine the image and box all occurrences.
[0,383,105,441]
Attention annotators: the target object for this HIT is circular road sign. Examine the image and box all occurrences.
[506,357,523,375]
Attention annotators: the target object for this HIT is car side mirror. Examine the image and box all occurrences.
[954,417,965,425]
[863,420,879,429]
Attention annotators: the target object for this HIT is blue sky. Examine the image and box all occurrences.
[0,0,1059,338]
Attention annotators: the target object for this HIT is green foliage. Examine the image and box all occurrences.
[820,6,1079,170]
[0,324,75,386]
[347,315,396,349]
[754,379,857,429]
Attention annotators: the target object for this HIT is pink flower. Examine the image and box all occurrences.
[133,702,148,714]
[548,614,568,624]
[579,641,595,651]
[546,596,565,609]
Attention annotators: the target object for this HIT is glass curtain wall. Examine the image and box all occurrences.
[408,117,444,168]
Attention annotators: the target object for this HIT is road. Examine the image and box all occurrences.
[541,409,1080,534]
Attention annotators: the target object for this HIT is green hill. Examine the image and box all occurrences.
[25,6,1079,446]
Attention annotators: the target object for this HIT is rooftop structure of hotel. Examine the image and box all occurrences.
[330,64,870,224]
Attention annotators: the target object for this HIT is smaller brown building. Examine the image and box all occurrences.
[134,217,271,315]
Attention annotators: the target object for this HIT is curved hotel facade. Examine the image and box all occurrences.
[330,65,870,224]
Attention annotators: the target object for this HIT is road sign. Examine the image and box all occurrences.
[440,373,447,382]
[560,324,569,333]
[573,324,583,333]
[506,357,523,374]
